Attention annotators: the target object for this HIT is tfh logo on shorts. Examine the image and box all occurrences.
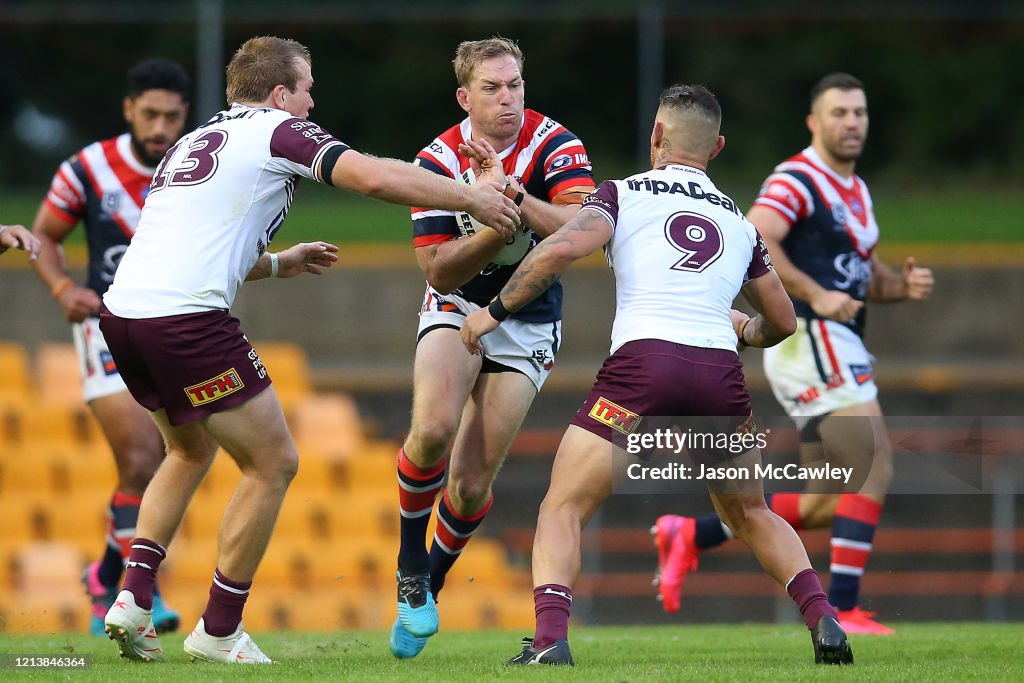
[588,396,641,435]
[184,368,245,407]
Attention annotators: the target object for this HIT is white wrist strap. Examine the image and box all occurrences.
[269,252,280,278]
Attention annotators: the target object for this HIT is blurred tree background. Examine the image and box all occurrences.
[1,0,1021,230]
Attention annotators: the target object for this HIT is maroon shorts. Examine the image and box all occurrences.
[570,339,754,460]
[99,307,272,426]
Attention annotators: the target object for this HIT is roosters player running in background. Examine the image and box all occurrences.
[654,73,933,635]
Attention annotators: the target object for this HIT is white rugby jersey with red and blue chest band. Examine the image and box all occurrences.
[411,109,593,323]
[104,104,349,318]
[751,146,879,337]
[580,164,773,355]
[44,133,155,297]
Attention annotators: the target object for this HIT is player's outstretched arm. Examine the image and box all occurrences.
[246,241,339,281]
[0,224,41,259]
[738,270,798,348]
[330,149,519,234]
[747,206,862,323]
[867,253,933,302]
[460,209,613,355]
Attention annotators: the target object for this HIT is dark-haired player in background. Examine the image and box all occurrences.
[31,58,191,637]
[654,73,933,635]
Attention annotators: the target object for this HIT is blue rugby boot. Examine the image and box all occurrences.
[396,569,438,637]
[389,617,428,659]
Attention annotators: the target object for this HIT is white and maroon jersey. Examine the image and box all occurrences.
[751,146,879,336]
[411,109,593,323]
[44,133,154,296]
[104,104,348,318]
[581,164,772,354]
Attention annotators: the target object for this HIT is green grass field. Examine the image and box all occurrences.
[2,185,1020,245]
[0,623,1020,681]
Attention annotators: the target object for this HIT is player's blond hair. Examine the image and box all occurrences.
[226,36,311,104]
[452,37,524,87]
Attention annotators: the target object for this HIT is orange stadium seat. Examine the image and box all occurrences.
[288,451,344,493]
[0,395,29,448]
[0,493,58,544]
[305,489,398,539]
[431,583,534,631]
[161,539,221,583]
[51,449,118,495]
[0,597,86,634]
[0,445,115,497]
[46,493,109,544]
[223,585,392,632]
[35,343,84,407]
[0,452,61,495]
[0,491,107,551]
[14,401,99,446]
[191,450,241,506]
[253,341,313,408]
[0,342,31,403]
[178,495,234,541]
[290,445,394,493]
[346,444,397,486]
[444,538,514,585]
[288,393,365,459]
[12,542,87,606]
[168,536,394,590]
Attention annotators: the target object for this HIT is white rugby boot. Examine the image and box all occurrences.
[103,590,166,662]
[183,618,273,664]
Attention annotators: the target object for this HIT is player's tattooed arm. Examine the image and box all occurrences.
[460,209,612,355]
[496,209,613,312]
[501,257,559,307]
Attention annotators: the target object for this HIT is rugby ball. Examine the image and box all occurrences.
[455,167,533,266]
